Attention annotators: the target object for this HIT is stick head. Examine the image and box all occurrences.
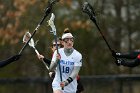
[48,0,60,5]
[82,2,96,22]
[48,13,57,35]
[23,32,35,48]
[45,0,60,14]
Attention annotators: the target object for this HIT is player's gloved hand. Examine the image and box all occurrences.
[60,77,73,87]
[112,50,121,58]
[60,80,69,88]
[111,50,117,57]
[56,53,61,62]
[10,54,21,61]
[49,71,55,79]
[37,54,44,60]
[115,59,124,66]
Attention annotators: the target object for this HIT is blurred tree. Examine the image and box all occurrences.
[0,0,140,78]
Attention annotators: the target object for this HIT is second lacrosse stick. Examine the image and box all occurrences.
[23,32,49,69]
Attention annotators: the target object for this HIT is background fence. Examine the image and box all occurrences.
[0,74,140,93]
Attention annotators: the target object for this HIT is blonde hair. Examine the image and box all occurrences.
[64,28,70,33]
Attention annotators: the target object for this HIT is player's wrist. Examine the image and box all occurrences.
[61,77,73,87]
[64,80,69,86]
[55,53,61,63]
[66,77,73,84]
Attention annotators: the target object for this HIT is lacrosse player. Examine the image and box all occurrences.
[38,36,84,93]
[49,28,83,93]
[37,37,62,79]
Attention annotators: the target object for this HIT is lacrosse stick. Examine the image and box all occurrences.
[82,2,120,65]
[18,0,59,55]
[23,32,49,69]
[48,13,63,89]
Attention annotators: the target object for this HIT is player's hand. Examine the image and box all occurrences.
[49,71,55,79]
[37,54,44,60]
[11,54,21,61]
[60,80,69,88]
[56,53,61,62]
[112,50,122,58]
[115,59,126,66]
[111,50,117,57]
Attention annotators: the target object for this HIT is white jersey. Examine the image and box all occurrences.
[51,48,82,93]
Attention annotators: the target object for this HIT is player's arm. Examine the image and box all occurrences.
[112,50,140,59]
[118,54,140,67]
[42,58,51,66]
[0,54,21,68]
[49,51,60,72]
[49,61,57,72]
[37,53,55,78]
[60,66,81,87]
[77,75,84,92]
[36,54,51,67]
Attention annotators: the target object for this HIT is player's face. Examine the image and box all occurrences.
[62,37,74,49]
[52,41,61,52]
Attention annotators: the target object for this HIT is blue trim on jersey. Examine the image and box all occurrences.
[60,60,74,65]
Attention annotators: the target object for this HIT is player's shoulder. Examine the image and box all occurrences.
[58,48,64,52]
[74,49,82,57]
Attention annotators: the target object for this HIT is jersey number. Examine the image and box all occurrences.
[62,66,69,73]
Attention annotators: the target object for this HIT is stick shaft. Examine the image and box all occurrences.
[82,2,118,63]
[34,48,49,70]
[18,13,48,55]
[41,59,49,70]
[47,12,63,89]
[54,36,63,79]
[18,0,57,55]
[94,21,112,52]
[92,19,118,61]
[54,35,63,90]
[34,49,40,55]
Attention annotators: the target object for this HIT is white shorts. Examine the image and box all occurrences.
[52,81,76,93]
